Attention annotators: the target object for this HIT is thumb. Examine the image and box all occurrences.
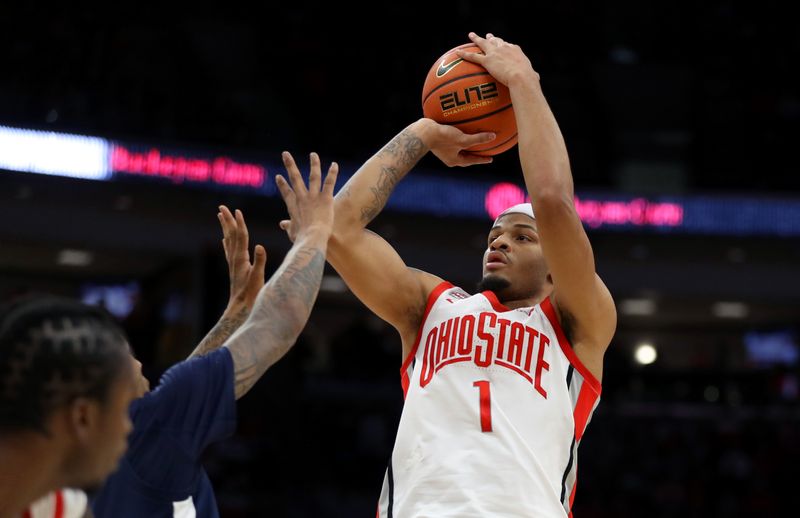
[465,131,496,145]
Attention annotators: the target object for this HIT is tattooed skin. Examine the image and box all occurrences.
[225,242,326,399]
[357,129,427,224]
[188,305,250,359]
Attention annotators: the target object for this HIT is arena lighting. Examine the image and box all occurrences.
[57,249,93,267]
[110,144,266,188]
[3,124,800,237]
[483,182,683,227]
[619,298,657,316]
[0,125,109,180]
[633,343,657,365]
[711,301,749,319]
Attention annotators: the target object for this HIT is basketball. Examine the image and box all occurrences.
[422,43,518,156]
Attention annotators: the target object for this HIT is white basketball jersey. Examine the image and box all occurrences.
[23,489,87,518]
[377,282,601,518]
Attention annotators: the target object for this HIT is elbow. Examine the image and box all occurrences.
[331,199,363,236]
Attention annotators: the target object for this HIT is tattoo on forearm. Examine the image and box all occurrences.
[359,130,426,224]
[227,245,325,398]
[378,129,426,167]
[189,305,249,358]
[272,248,325,308]
[361,165,401,223]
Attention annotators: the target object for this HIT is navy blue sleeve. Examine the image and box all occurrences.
[131,347,237,459]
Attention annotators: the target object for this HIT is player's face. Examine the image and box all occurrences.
[480,213,550,300]
[129,351,150,397]
[67,356,138,491]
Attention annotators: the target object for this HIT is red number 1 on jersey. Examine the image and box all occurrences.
[473,380,492,432]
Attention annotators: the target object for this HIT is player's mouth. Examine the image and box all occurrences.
[485,251,508,270]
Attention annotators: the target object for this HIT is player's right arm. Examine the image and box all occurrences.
[223,153,336,398]
[281,122,494,349]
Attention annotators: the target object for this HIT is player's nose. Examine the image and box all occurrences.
[489,234,511,251]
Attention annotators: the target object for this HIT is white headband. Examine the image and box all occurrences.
[493,203,536,225]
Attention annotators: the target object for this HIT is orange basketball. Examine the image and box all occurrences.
[422,43,518,156]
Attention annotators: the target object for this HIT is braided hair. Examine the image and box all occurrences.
[0,294,130,435]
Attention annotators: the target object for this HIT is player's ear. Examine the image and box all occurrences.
[68,397,102,444]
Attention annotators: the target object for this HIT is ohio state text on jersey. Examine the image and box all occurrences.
[378,282,601,518]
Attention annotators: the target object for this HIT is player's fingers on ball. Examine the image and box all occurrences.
[468,31,485,45]
[457,49,485,64]
[466,132,496,146]
[460,152,494,166]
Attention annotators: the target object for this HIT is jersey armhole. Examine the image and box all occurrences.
[399,280,453,396]
[540,296,602,395]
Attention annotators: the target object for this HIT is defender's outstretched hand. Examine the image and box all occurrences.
[218,205,267,309]
[277,151,337,242]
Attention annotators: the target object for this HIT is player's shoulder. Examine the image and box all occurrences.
[140,348,233,409]
[160,347,232,384]
[408,268,446,295]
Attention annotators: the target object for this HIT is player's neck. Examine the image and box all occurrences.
[0,434,63,518]
[499,296,542,310]
[496,285,551,310]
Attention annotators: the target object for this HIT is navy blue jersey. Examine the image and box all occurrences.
[91,347,237,517]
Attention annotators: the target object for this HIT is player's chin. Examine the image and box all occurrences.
[476,273,512,293]
[482,269,510,282]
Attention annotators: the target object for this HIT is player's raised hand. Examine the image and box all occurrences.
[277,151,337,243]
[456,32,538,87]
[217,205,267,309]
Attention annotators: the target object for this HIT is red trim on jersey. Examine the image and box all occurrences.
[480,290,510,312]
[540,296,601,395]
[569,477,578,516]
[400,281,454,398]
[54,491,64,518]
[22,509,32,518]
[573,381,599,441]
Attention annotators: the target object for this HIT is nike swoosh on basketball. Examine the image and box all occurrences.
[436,57,464,77]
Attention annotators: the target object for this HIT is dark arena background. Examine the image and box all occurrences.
[1,2,799,516]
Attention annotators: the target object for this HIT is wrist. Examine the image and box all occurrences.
[295,224,332,242]
[410,118,436,149]
[222,299,250,319]
[507,68,541,91]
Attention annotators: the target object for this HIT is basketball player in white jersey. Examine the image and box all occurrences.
[280,32,616,517]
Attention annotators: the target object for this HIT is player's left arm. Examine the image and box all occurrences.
[460,32,616,380]
[188,206,267,359]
